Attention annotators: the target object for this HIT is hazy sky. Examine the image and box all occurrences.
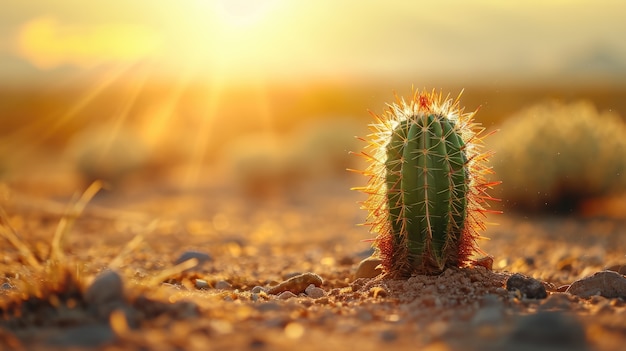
[1,0,625,85]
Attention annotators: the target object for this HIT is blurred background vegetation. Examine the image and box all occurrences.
[1,0,625,215]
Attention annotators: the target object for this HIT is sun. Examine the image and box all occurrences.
[212,0,280,29]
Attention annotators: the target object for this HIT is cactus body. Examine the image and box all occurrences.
[354,90,498,277]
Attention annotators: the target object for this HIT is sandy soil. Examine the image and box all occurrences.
[1,172,625,351]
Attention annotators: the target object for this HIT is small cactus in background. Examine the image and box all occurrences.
[354,90,498,277]
[489,100,626,212]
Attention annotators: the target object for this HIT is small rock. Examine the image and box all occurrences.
[249,337,265,348]
[251,286,267,294]
[215,280,232,290]
[355,257,383,279]
[86,270,125,305]
[277,291,297,300]
[502,312,589,351]
[85,270,128,319]
[268,272,323,295]
[566,270,626,299]
[305,284,326,299]
[1,282,13,290]
[195,279,209,289]
[506,273,547,299]
[174,250,213,268]
[379,330,397,342]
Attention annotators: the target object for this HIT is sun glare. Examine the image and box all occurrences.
[16,16,159,70]
[213,0,279,29]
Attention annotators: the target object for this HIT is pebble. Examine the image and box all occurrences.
[268,272,323,295]
[506,273,547,299]
[305,284,326,299]
[195,279,209,289]
[85,270,129,320]
[379,330,397,342]
[566,270,626,299]
[215,280,233,290]
[251,286,267,294]
[501,312,589,351]
[174,250,213,268]
[277,291,297,300]
[86,270,125,305]
[355,257,383,279]
[1,282,13,290]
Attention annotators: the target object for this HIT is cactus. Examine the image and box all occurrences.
[489,100,626,212]
[353,89,498,277]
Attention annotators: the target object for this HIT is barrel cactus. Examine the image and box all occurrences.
[489,100,626,212]
[354,90,498,277]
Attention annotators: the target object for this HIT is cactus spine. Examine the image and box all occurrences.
[354,90,498,277]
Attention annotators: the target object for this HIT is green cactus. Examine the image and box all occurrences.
[354,90,498,277]
[489,100,626,212]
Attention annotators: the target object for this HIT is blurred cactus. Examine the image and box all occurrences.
[68,126,148,186]
[489,100,626,212]
[354,90,498,277]
[224,119,365,198]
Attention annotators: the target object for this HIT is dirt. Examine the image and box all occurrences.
[1,171,625,351]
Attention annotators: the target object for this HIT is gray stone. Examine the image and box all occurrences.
[86,270,125,305]
[506,273,547,299]
[195,279,209,289]
[304,284,326,299]
[215,280,233,290]
[251,285,266,293]
[277,291,297,300]
[174,250,213,268]
[566,270,626,299]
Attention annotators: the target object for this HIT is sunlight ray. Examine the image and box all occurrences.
[5,64,133,160]
[139,70,191,153]
[97,63,151,161]
[184,71,225,189]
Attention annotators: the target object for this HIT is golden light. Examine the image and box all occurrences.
[16,16,160,70]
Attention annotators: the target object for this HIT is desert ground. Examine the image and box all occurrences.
[1,160,625,351]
